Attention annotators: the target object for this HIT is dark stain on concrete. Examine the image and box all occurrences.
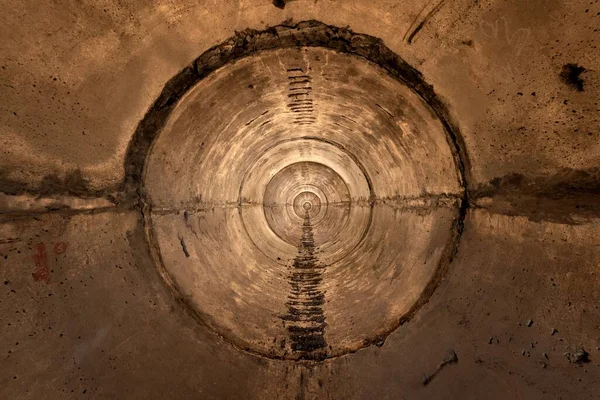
[40,170,88,196]
[178,236,190,258]
[560,63,586,92]
[475,168,600,198]
[273,0,287,9]
[566,347,590,364]
[0,169,116,199]
[407,20,426,44]
[281,210,328,360]
[295,368,307,400]
[472,168,600,223]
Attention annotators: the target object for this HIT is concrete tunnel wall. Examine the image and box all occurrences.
[0,1,599,399]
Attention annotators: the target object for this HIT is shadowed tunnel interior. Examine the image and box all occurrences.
[0,1,599,399]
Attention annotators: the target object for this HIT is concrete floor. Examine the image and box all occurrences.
[1,1,599,399]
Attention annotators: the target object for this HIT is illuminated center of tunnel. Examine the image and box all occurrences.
[139,26,466,361]
[256,160,367,255]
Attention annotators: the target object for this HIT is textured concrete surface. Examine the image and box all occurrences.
[1,0,599,398]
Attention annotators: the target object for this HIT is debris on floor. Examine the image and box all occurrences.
[565,347,590,364]
[422,349,459,386]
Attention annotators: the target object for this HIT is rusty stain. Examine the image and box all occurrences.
[31,243,50,284]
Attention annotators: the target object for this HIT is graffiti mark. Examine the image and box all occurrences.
[32,244,50,284]
[31,241,69,284]
[478,16,531,79]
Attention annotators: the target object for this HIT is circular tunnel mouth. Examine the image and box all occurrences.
[130,21,468,361]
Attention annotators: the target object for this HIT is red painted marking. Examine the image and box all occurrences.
[53,242,68,255]
[32,243,50,284]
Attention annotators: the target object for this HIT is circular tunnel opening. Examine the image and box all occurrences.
[130,22,468,361]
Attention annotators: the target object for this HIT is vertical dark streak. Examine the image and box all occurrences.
[281,211,328,360]
[406,0,448,44]
[402,2,430,42]
[407,21,426,44]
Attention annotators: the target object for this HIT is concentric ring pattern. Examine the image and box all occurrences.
[143,46,463,360]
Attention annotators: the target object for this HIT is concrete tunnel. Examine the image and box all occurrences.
[0,1,599,399]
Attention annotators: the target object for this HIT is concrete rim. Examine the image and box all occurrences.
[130,20,470,362]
